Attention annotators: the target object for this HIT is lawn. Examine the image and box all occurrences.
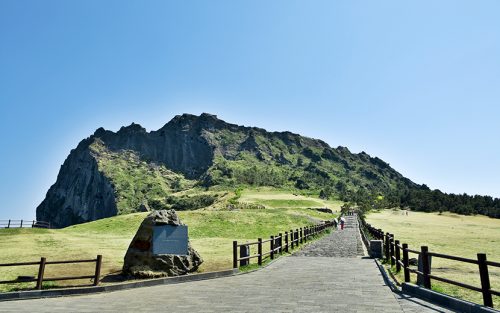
[366,209,500,307]
[239,187,343,211]
[0,191,337,291]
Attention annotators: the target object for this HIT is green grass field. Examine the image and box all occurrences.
[239,187,343,210]
[0,189,336,291]
[366,209,500,307]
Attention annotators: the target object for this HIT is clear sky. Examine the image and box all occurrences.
[1,0,499,219]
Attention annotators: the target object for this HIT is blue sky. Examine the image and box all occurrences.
[1,0,499,219]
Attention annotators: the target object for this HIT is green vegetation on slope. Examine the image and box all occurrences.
[90,139,196,213]
[202,126,411,203]
[366,209,500,307]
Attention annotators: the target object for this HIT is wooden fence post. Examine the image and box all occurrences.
[233,241,238,269]
[403,243,410,283]
[385,233,390,262]
[279,233,283,253]
[258,238,262,266]
[421,246,431,289]
[20,220,23,228]
[270,236,275,260]
[395,240,401,272]
[290,230,294,249]
[277,234,280,252]
[36,257,46,290]
[299,228,303,244]
[390,235,395,266]
[477,253,493,308]
[93,255,102,286]
[284,232,289,252]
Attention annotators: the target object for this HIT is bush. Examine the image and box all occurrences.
[165,194,217,210]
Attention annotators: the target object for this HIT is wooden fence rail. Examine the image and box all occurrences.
[360,217,499,309]
[0,220,51,229]
[233,221,334,269]
[0,255,102,290]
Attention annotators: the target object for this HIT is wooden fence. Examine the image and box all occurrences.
[360,218,499,308]
[0,255,102,290]
[0,220,51,229]
[233,221,334,268]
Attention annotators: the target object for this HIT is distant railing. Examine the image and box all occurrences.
[0,255,102,290]
[360,217,499,309]
[232,221,334,268]
[0,220,51,229]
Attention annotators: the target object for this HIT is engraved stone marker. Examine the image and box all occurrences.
[123,210,203,277]
[153,225,189,255]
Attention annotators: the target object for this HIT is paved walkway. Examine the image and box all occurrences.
[0,215,454,312]
[294,215,364,258]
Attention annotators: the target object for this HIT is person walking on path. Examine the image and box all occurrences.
[340,217,345,230]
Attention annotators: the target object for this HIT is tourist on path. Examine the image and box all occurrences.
[340,217,345,230]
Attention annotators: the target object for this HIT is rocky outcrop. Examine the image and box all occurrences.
[36,140,117,228]
[92,114,216,178]
[36,114,219,228]
[122,210,203,278]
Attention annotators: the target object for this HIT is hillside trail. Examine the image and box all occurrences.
[0,214,455,313]
[293,214,364,258]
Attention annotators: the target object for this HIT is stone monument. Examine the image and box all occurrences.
[123,209,203,278]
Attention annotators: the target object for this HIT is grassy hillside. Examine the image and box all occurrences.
[90,139,197,214]
[203,125,413,199]
[366,209,500,307]
[239,188,343,210]
[0,191,336,291]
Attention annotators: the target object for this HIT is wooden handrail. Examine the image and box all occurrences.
[428,252,478,265]
[233,220,334,269]
[43,275,96,282]
[46,258,98,265]
[0,220,51,229]
[0,261,41,267]
[0,255,102,290]
[405,248,421,255]
[237,241,260,247]
[486,260,500,267]
[428,274,482,293]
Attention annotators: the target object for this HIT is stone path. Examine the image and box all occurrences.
[0,215,455,312]
[293,215,363,258]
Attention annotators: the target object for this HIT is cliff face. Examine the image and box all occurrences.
[36,114,219,228]
[36,140,118,227]
[92,114,216,178]
[37,113,416,228]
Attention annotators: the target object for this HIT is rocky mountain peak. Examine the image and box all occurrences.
[117,123,147,134]
[37,113,418,228]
